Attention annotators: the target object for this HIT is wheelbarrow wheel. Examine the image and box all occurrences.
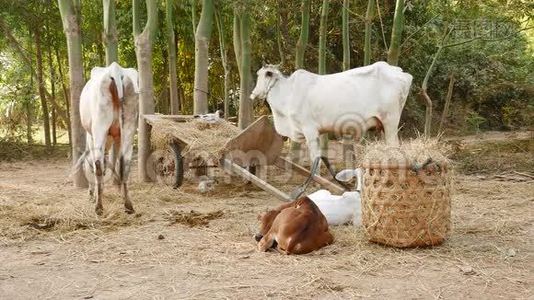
[170,142,184,188]
[154,142,184,188]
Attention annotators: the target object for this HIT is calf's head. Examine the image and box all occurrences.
[254,208,281,242]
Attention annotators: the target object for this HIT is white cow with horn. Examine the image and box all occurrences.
[250,61,413,199]
[79,62,139,215]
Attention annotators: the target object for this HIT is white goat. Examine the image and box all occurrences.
[250,61,413,198]
[79,62,139,215]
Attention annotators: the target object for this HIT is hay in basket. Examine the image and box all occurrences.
[150,118,240,158]
[360,138,452,248]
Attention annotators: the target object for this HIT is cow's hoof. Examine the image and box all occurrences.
[124,204,135,214]
[95,206,103,216]
[254,233,263,242]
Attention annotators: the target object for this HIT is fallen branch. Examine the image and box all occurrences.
[512,171,534,180]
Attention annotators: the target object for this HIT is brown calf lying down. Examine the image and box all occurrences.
[255,197,334,255]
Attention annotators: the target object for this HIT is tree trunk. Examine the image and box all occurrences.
[363,0,375,65]
[295,0,310,70]
[58,0,88,188]
[215,10,229,119]
[51,108,57,144]
[341,0,353,164]
[387,0,405,66]
[318,0,330,152]
[25,100,33,144]
[160,47,170,114]
[193,0,214,115]
[35,27,52,148]
[420,45,442,137]
[318,0,329,74]
[233,14,242,75]
[342,0,350,71]
[27,60,34,144]
[191,0,197,35]
[275,8,285,67]
[419,89,432,137]
[438,74,455,134]
[46,5,57,146]
[237,9,252,129]
[55,46,72,146]
[166,0,180,114]
[291,0,311,162]
[48,45,58,145]
[176,34,185,113]
[103,0,118,65]
[134,0,158,182]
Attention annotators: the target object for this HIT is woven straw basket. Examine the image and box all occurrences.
[361,161,452,248]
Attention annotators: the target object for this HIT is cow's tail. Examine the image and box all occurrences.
[71,148,90,178]
[398,72,413,111]
[109,78,125,184]
[118,102,125,184]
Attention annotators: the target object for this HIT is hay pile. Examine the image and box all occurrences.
[359,138,452,167]
[151,118,240,157]
[164,209,224,227]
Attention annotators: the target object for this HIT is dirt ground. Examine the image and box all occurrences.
[0,134,533,299]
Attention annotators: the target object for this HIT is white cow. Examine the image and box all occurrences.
[79,62,139,215]
[250,61,413,198]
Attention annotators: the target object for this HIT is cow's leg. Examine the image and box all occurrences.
[83,134,99,206]
[382,116,400,146]
[120,155,134,214]
[110,138,121,187]
[297,231,334,254]
[258,233,277,252]
[290,133,322,199]
[121,182,134,214]
[88,183,95,201]
[94,160,104,215]
[91,130,109,216]
[290,156,321,199]
[119,124,136,214]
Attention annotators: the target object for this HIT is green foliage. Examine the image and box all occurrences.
[0,50,34,141]
[465,111,487,133]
